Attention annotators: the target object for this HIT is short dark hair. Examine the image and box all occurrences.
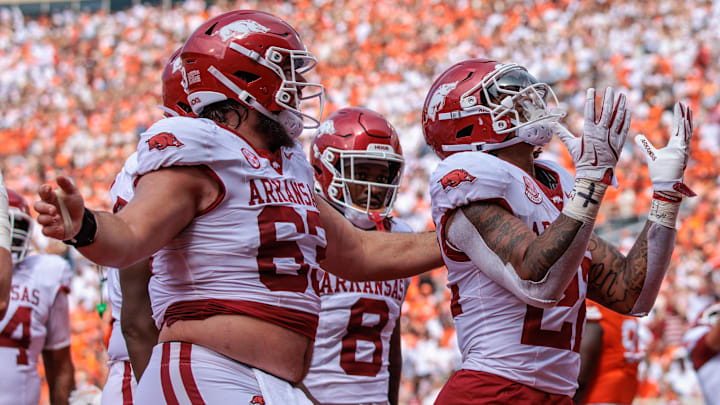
[199,99,248,126]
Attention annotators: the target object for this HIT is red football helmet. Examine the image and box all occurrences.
[7,189,32,264]
[180,10,325,138]
[159,47,194,118]
[311,107,404,222]
[422,58,564,159]
[698,303,720,327]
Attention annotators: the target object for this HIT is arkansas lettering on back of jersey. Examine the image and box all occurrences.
[304,218,411,403]
[429,152,587,397]
[135,117,327,339]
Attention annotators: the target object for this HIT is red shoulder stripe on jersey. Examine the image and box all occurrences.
[122,361,133,405]
[691,332,719,370]
[179,343,206,405]
[161,342,180,405]
[196,165,226,217]
[439,212,470,262]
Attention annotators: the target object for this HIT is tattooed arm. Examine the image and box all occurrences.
[585,223,652,314]
[459,201,583,281]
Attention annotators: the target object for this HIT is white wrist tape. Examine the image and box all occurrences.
[0,174,10,252]
[562,178,607,224]
[648,192,681,229]
[54,190,75,240]
[447,210,593,308]
[629,223,676,316]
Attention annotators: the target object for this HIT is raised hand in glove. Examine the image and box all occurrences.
[556,87,631,185]
[634,102,696,197]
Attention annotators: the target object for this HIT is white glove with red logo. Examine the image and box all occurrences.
[634,102,696,197]
[556,87,631,185]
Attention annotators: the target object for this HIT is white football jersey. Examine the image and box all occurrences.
[0,254,72,405]
[683,322,720,405]
[105,152,138,363]
[304,218,411,404]
[429,152,589,397]
[105,268,129,363]
[135,117,326,339]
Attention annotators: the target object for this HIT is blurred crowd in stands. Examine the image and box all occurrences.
[1,0,719,403]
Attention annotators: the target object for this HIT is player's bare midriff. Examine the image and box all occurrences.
[158,314,312,383]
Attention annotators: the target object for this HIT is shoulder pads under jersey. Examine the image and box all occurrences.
[21,254,73,293]
[135,117,251,176]
[110,153,138,209]
[430,152,513,215]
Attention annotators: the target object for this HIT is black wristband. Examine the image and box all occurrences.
[63,208,97,248]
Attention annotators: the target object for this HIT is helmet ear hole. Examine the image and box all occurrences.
[312,165,323,176]
[177,102,192,114]
[456,124,473,139]
[234,71,260,84]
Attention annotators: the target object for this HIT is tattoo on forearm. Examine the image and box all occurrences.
[462,204,582,281]
[587,222,651,313]
[462,203,526,264]
[524,215,582,281]
[625,222,651,299]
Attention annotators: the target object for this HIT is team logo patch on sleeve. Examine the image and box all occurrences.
[523,176,542,204]
[242,148,261,169]
[249,395,265,405]
[146,132,184,151]
[439,169,476,190]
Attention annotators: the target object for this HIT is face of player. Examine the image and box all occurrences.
[282,65,308,110]
[344,162,392,211]
[485,69,550,123]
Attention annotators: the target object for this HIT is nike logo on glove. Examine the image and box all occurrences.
[590,148,599,166]
[284,152,294,160]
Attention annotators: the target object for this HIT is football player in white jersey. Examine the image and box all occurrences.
[422,58,694,404]
[101,49,190,405]
[1,189,74,405]
[0,170,13,320]
[683,303,720,405]
[34,10,442,405]
[101,151,157,405]
[303,107,410,405]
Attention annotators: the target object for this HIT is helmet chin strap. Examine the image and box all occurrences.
[205,66,305,139]
[274,109,303,139]
[515,119,554,147]
[441,119,554,153]
[344,207,387,231]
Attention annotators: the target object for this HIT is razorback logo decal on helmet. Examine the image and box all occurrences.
[439,169,476,190]
[317,119,335,136]
[249,395,265,405]
[147,132,184,151]
[215,20,270,42]
[523,176,542,204]
[171,55,182,74]
[425,81,458,122]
